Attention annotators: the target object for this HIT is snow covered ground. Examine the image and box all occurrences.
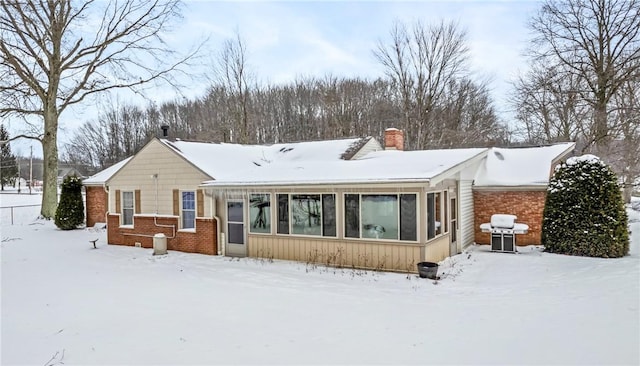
[2,193,639,365]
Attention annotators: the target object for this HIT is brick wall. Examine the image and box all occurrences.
[86,186,107,227]
[107,214,217,255]
[473,190,546,246]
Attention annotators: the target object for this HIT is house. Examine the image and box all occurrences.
[83,157,132,227]
[473,143,575,246]
[83,129,574,272]
[57,166,84,185]
[84,135,381,256]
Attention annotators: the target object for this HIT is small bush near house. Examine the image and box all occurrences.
[55,175,85,230]
[542,155,629,258]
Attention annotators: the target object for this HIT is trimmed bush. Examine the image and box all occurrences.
[55,175,85,230]
[542,155,629,257]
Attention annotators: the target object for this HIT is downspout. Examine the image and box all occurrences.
[103,184,109,225]
[207,189,223,256]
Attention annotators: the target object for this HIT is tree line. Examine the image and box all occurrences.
[64,20,507,175]
[2,0,638,218]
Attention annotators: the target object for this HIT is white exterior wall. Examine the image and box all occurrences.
[107,139,212,216]
[350,138,383,160]
[459,180,475,248]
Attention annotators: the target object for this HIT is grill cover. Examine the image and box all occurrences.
[490,214,517,229]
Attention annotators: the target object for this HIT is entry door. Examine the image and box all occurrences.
[226,200,247,257]
[449,196,458,255]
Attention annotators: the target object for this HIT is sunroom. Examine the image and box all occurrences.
[202,148,488,272]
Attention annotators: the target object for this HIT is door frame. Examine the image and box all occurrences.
[226,199,247,257]
[449,193,459,256]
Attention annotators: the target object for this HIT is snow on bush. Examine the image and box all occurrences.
[54,175,85,230]
[542,155,629,257]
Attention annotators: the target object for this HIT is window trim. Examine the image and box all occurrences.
[248,193,272,235]
[180,190,196,230]
[426,190,447,241]
[121,190,135,227]
[342,192,419,243]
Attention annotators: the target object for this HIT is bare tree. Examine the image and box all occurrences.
[213,32,253,144]
[511,63,590,144]
[529,0,640,149]
[374,20,471,149]
[0,0,197,218]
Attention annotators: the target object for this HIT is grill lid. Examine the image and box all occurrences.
[490,214,517,228]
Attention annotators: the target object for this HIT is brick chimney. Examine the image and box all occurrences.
[384,128,404,151]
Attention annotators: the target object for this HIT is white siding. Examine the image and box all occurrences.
[107,139,212,216]
[459,180,475,248]
[350,138,383,160]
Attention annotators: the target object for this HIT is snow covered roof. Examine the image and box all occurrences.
[160,137,370,180]
[474,142,575,187]
[82,157,133,186]
[201,148,488,187]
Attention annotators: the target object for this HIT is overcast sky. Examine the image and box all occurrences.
[8,0,542,157]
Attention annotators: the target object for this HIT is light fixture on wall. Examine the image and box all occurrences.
[152,173,158,214]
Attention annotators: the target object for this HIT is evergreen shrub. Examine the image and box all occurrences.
[542,154,629,257]
[55,175,85,230]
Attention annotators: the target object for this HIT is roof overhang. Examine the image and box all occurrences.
[200,178,431,190]
[429,148,489,186]
[473,185,548,192]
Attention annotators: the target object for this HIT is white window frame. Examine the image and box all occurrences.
[121,191,134,227]
[180,190,196,230]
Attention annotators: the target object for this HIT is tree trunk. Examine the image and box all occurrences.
[41,110,59,219]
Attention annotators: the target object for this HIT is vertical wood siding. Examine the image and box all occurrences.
[248,236,423,272]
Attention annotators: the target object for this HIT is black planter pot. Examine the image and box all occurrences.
[416,262,439,279]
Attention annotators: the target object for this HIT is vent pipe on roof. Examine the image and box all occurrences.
[384,128,404,151]
[160,125,169,138]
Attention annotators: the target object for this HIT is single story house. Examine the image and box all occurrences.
[83,129,574,272]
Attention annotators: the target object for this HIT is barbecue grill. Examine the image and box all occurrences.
[479,214,529,253]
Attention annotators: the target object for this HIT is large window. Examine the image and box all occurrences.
[362,195,398,240]
[181,191,195,229]
[277,194,336,237]
[344,193,417,241]
[249,194,271,234]
[122,191,134,226]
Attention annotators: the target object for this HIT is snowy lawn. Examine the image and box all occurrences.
[2,196,639,365]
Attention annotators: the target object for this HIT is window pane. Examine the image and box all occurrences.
[400,194,417,241]
[443,191,448,233]
[122,192,134,225]
[291,194,321,236]
[123,208,133,226]
[361,195,398,240]
[181,191,196,229]
[249,194,271,234]
[322,194,336,237]
[182,191,195,210]
[228,201,243,222]
[344,194,360,238]
[228,223,244,244]
[123,192,134,209]
[182,210,195,229]
[277,194,289,234]
[427,193,435,240]
[435,192,442,236]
